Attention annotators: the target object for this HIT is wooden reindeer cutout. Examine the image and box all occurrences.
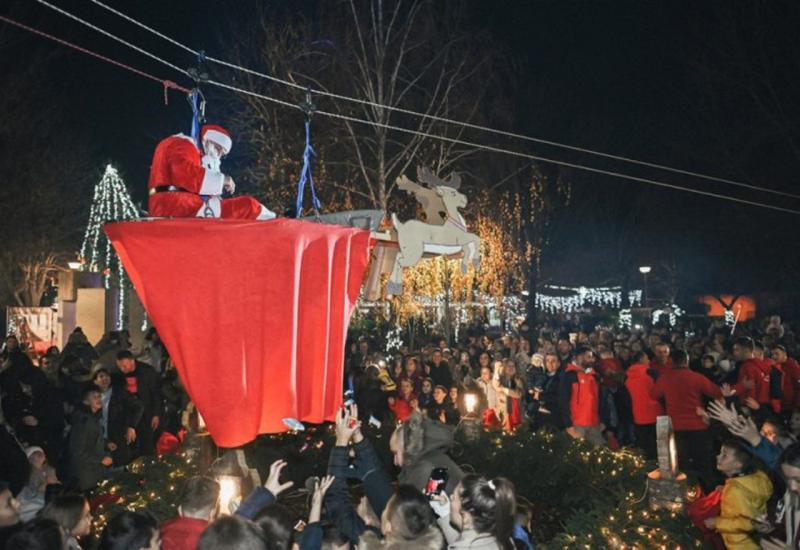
[387,168,479,295]
[397,166,462,225]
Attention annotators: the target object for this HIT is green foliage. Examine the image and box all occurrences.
[93,426,702,548]
[89,453,201,543]
[452,427,702,548]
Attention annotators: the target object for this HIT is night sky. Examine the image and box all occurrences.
[3,1,800,302]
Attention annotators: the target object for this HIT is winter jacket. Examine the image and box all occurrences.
[100,385,144,466]
[160,485,275,550]
[559,364,601,428]
[780,358,800,409]
[624,364,664,425]
[491,374,524,424]
[425,400,460,426]
[112,362,163,423]
[68,407,106,491]
[160,517,208,550]
[735,358,782,413]
[715,470,773,550]
[651,368,722,431]
[428,361,454,389]
[437,518,503,550]
[650,359,672,378]
[597,358,624,389]
[475,378,497,411]
[325,437,393,545]
[397,413,464,495]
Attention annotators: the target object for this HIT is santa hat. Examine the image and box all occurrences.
[201,124,232,154]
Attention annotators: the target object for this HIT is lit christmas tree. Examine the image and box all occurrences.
[79,164,140,328]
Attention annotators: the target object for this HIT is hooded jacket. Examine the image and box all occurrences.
[624,364,664,425]
[397,413,464,495]
[559,364,600,427]
[715,470,773,549]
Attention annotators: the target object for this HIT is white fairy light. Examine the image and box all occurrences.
[724,309,735,326]
[385,325,404,353]
[618,309,633,329]
[79,164,140,329]
[651,304,685,327]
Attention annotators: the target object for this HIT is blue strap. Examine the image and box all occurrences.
[295,119,322,217]
[190,89,201,147]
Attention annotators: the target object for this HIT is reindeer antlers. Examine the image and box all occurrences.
[416,166,461,190]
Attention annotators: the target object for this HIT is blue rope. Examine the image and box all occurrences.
[295,119,322,217]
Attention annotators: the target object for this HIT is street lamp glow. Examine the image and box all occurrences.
[639,266,652,274]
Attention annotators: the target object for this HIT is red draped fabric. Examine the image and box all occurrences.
[105,218,372,447]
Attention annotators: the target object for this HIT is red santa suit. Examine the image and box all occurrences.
[147,125,274,220]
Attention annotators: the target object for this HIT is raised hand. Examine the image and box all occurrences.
[309,475,335,523]
[264,459,294,496]
[728,415,761,447]
[707,400,738,427]
[335,404,361,446]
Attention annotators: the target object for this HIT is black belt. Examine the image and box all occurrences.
[149,185,187,196]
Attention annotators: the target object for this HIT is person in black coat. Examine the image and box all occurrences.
[425,385,460,426]
[68,386,111,491]
[0,354,64,459]
[426,349,454,390]
[111,351,162,457]
[325,405,392,546]
[59,328,98,373]
[529,352,563,430]
[92,368,143,467]
[0,416,30,497]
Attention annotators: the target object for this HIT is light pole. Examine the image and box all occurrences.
[639,266,651,306]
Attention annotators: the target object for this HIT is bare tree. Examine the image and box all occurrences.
[226,0,497,214]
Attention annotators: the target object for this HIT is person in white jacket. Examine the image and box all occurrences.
[429,474,517,550]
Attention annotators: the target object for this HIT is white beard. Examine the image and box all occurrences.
[201,154,221,172]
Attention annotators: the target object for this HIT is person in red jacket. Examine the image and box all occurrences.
[772,345,800,411]
[148,124,277,220]
[651,349,722,491]
[625,351,664,460]
[559,346,605,446]
[734,337,782,413]
[160,476,219,550]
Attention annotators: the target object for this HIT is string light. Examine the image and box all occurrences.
[724,308,735,326]
[385,325,403,353]
[651,304,685,327]
[79,164,139,329]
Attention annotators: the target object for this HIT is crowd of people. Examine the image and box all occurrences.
[2,312,800,548]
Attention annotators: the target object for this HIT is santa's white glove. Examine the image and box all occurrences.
[223,175,236,194]
[428,492,450,518]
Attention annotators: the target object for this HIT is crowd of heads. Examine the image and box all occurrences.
[3,311,800,548]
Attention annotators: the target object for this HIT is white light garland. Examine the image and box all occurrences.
[651,304,685,327]
[724,309,735,326]
[385,325,403,353]
[535,285,631,314]
[79,164,140,329]
[618,309,632,329]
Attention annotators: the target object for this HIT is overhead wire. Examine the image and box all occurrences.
[33,0,191,79]
[26,0,800,215]
[84,0,800,201]
[0,14,190,101]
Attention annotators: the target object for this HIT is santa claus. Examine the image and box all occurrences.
[147,125,276,220]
